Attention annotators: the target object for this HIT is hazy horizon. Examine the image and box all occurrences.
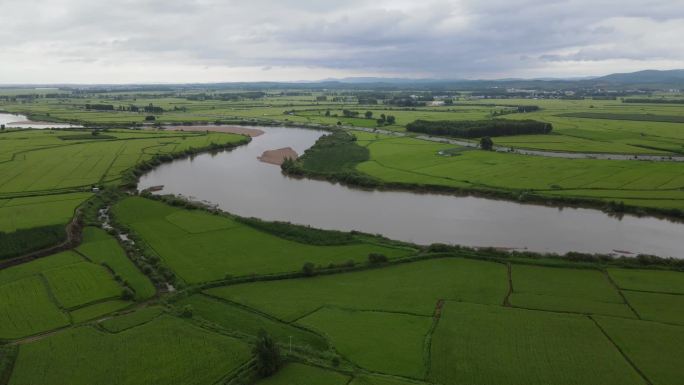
[1,0,683,84]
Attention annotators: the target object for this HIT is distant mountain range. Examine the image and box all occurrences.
[593,69,684,85]
[3,69,683,91]
[324,69,684,89]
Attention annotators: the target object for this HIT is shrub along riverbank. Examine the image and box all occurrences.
[122,136,251,189]
[140,192,684,274]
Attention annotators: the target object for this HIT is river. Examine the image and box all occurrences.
[138,126,684,258]
[0,113,81,128]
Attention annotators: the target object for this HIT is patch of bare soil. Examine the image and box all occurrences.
[163,125,264,137]
[258,147,298,165]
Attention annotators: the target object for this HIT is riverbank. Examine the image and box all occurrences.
[138,126,684,258]
[284,130,684,223]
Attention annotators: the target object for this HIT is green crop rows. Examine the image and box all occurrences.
[2,91,684,385]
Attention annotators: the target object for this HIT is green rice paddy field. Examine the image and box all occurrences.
[3,197,684,385]
[4,94,684,214]
[353,131,684,210]
[0,129,244,197]
[0,227,153,340]
[8,316,251,385]
[2,93,684,384]
[4,94,684,155]
[112,197,417,284]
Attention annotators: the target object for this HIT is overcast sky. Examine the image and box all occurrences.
[1,0,683,84]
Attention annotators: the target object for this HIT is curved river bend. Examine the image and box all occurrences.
[0,113,81,128]
[139,126,684,258]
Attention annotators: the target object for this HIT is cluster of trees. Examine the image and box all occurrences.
[387,96,424,107]
[87,103,166,113]
[85,103,115,111]
[236,216,355,245]
[0,93,73,102]
[254,330,281,377]
[0,225,66,260]
[368,253,388,264]
[406,119,552,138]
[480,137,494,150]
[323,110,393,125]
[517,105,540,112]
[377,114,396,125]
[492,105,540,116]
[342,109,360,118]
[186,92,266,101]
[125,104,164,113]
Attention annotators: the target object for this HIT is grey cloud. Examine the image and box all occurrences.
[0,0,683,82]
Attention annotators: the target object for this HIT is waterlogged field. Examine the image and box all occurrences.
[113,197,416,284]
[353,131,684,210]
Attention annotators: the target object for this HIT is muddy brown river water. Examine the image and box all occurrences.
[138,126,684,258]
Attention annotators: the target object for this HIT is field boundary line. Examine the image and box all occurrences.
[0,345,17,385]
[65,295,126,313]
[95,304,165,334]
[71,248,136,298]
[289,305,327,323]
[198,293,326,338]
[422,299,444,379]
[504,262,513,307]
[302,305,433,320]
[589,316,654,385]
[7,324,73,346]
[214,357,256,385]
[603,270,641,319]
[507,301,684,327]
[98,142,126,184]
[37,273,68,317]
[621,288,684,296]
[507,302,638,320]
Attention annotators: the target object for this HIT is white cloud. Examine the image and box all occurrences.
[0,0,682,83]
